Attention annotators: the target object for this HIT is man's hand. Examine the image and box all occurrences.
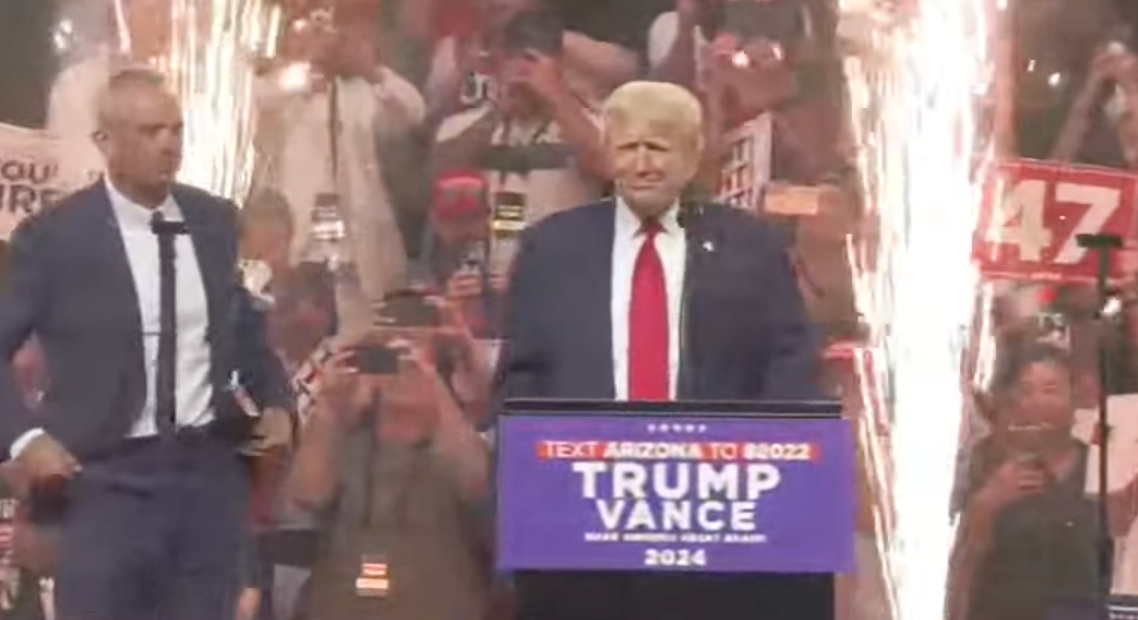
[377,341,448,444]
[315,348,380,428]
[241,407,295,457]
[16,434,81,488]
[446,270,484,300]
[971,458,1047,518]
[515,51,568,103]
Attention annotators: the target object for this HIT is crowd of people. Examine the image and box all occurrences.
[0,0,865,619]
[6,0,1138,619]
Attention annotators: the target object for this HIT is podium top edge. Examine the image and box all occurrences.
[502,399,843,419]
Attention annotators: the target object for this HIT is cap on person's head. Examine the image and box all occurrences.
[433,170,489,220]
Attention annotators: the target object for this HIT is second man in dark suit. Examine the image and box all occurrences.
[0,67,294,620]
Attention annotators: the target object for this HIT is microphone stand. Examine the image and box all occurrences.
[1076,232,1123,620]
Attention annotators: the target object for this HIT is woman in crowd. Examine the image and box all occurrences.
[949,343,1099,620]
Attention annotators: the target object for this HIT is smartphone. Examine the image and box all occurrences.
[350,345,401,375]
[375,293,441,328]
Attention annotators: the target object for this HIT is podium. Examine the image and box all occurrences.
[495,399,853,620]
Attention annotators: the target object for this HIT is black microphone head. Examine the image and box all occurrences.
[1075,233,1123,249]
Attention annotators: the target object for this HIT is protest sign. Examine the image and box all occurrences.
[0,122,85,240]
[496,411,855,573]
[974,158,1138,283]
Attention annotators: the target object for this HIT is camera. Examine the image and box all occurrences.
[374,290,441,328]
[348,344,401,375]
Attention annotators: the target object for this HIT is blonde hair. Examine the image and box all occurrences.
[601,81,704,150]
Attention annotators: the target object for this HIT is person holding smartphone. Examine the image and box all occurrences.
[949,344,1102,620]
[286,311,492,620]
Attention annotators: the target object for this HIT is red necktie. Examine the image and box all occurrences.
[629,220,669,400]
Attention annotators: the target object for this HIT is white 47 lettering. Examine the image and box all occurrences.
[987,179,1120,265]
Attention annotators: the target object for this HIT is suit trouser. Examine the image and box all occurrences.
[54,431,249,620]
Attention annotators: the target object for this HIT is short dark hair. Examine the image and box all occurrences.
[989,341,1073,400]
[501,9,564,56]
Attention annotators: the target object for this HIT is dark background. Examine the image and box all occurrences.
[0,0,57,128]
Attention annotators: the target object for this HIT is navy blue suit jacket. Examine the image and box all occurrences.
[0,182,292,461]
[494,199,821,407]
[494,199,829,619]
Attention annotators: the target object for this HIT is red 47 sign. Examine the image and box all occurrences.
[974,158,1138,283]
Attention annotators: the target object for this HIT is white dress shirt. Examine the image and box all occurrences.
[10,179,215,457]
[610,198,686,400]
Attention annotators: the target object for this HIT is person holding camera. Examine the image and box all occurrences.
[433,9,609,284]
[254,7,424,337]
[424,0,639,121]
[285,310,493,620]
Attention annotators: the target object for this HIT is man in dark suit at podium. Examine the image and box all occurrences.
[0,68,294,620]
[494,80,828,620]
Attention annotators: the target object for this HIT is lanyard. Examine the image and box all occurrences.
[357,412,425,532]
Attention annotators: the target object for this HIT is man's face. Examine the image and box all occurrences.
[97,85,184,193]
[1002,360,1075,452]
[605,117,700,219]
[497,55,543,116]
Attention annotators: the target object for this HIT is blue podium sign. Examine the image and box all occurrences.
[495,407,856,573]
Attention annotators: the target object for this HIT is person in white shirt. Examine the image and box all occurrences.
[1,67,294,620]
[254,15,424,337]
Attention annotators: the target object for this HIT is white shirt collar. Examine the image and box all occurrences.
[614,196,682,240]
[104,177,181,230]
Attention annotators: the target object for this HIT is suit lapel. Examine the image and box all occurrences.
[583,201,616,399]
[677,205,714,400]
[175,188,230,342]
[88,185,144,339]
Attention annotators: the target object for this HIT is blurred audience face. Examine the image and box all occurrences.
[241,217,292,274]
[95,78,184,198]
[999,359,1075,451]
[497,56,543,116]
[269,271,336,362]
[604,84,703,219]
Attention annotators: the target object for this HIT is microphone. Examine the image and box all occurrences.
[1076,233,1124,249]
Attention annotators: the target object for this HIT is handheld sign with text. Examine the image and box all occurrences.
[495,401,854,574]
[974,158,1138,283]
